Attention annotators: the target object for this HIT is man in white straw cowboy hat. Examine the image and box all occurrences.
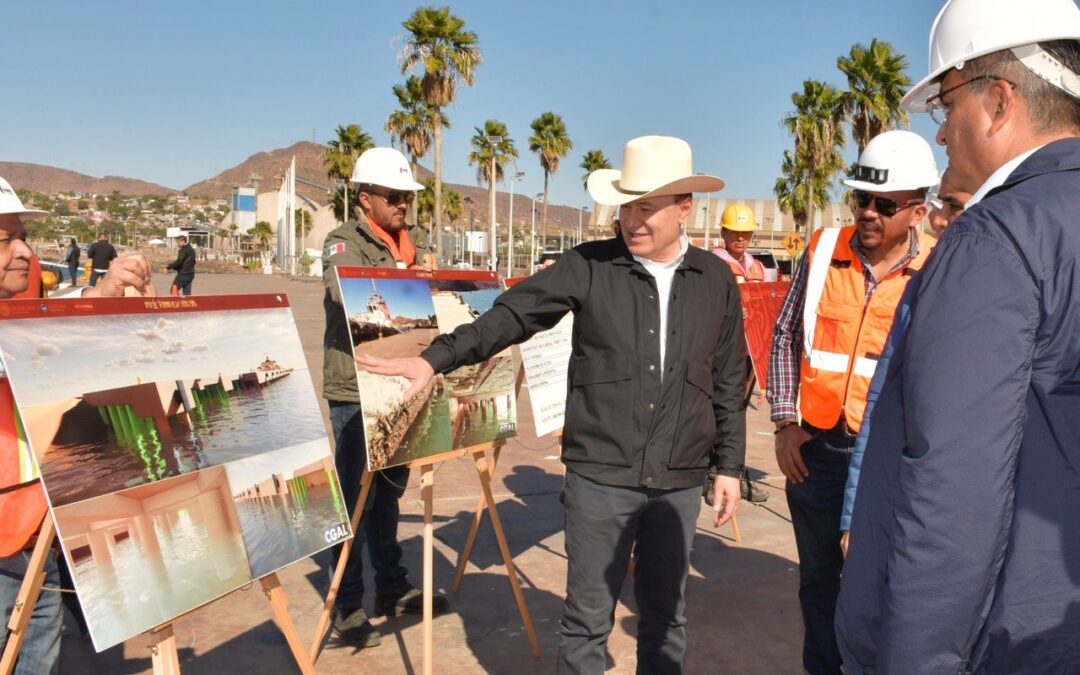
[357,135,747,673]
[836,0,1080,672]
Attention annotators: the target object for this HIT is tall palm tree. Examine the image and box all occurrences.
[323,124,374,221]
[837,40,912,153]
[468,120,518,247]
[400,6,481,260]
[781,80,847,242]
[385,75,449,180]
[528,112,573,250]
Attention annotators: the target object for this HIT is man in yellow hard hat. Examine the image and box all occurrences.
[713,204,765,283]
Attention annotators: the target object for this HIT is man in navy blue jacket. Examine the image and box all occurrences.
[835,0,1080,672]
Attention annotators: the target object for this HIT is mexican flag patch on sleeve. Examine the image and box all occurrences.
[325,242,346,258]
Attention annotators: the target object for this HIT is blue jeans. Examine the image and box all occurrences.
[785,424,854,675]
[0,549,61,675]
[328,401,409,608]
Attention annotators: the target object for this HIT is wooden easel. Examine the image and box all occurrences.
[2,515,315,675]
[309,442,541,674]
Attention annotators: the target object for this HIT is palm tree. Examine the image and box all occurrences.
[781,80,847,242]
[400,6,481,260]
[323,124,374,221]
[837,40,911,153]
[385,76,449,180]
[774,150,836,233]
[579,149,611,190]
[468,120,518,252]
[227,223,239,250]
[528,112,573,250]
[251,221,274,252]
[417,179,463,228]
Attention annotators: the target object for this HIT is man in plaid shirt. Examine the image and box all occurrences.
[766,131,939,675]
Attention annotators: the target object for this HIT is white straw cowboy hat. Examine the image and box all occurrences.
[587,136,725,206]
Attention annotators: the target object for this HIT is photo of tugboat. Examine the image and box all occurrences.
[338,273,449,469]
[348,278,403,343]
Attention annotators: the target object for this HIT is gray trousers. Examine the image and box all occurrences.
[557,469,701,675]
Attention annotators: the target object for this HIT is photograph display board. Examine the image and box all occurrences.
[504,276,571,438]
[0,295,350,651]
[335,267,517,471]
[737,281,790,388]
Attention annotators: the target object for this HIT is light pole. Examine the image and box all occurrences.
[577,207,584,245]
[507,170,524,277]
[486,135,502,272]
[530,192,542,270]
[464,196,475,268]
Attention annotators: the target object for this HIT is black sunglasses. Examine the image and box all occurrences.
[852,190,922,218]
[364,188,414,205]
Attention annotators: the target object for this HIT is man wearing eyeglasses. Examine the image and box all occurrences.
[320,147,445,650]
[767,129,938,675]
[836,0,1080,672]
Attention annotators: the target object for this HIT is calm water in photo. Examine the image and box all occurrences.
[42,373,326,506]
[236,482,349,579]
[71,510,251,651]
[387,387,452,467]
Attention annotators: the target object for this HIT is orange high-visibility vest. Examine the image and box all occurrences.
[0,255,49,556]
[799,226,933,433]
[725,257,766,283]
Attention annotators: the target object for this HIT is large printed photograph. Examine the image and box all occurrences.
[0,302,325,506]
[0,295,351,652]
[336,268,518,471]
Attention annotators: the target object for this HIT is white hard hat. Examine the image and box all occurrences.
[0,177,47,222]
[842,130,940,192]
[350,147,425,191]
[903,0,1080,112]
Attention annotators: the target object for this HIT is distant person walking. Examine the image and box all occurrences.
[86,233,116,287]
[63,238,80,286]
[167,235,196,296]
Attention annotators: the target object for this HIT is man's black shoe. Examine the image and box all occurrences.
[332,606,381,648]
[374,582,450,617]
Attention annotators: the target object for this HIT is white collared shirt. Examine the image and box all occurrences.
[966,145,1046,208]
[633,234,689,381]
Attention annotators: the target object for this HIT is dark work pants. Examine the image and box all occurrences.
[328,401,409,608]
[785,424,854,675]
[170,274,193,296]
[67,262,79,287]
[558,468,701,675]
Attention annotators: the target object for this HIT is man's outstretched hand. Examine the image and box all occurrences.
[354,355,435,402]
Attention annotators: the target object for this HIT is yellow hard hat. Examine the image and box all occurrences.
[721,204,757,232]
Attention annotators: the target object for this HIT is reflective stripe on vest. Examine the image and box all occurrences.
[799,226,932,433]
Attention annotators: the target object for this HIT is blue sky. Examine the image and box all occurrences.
[2,1,946,206]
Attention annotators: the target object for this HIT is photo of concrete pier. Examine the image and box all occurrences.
[431,280,518,449]
[339,275,453,470]
[54,466,252,651]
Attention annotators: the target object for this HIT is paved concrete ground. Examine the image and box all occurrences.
[55,272,804,674]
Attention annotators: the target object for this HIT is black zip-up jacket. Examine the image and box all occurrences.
[167,244,196,276]
[421,237,747,490]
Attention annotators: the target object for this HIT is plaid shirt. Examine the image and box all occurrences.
[767,229,920,423]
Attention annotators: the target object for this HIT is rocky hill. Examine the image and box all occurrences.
[0,162,178,196]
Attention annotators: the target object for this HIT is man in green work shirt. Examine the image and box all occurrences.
[321,147,446,649]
